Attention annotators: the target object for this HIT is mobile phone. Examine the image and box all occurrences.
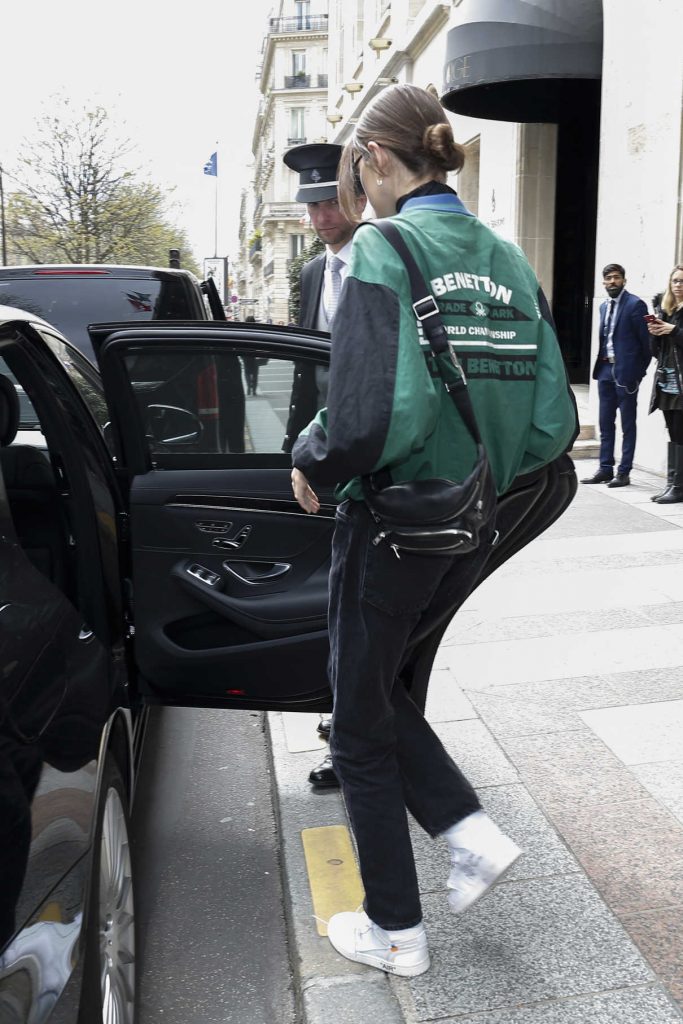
[644,314,658,323]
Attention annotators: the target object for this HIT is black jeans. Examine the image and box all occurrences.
[328,500,494,930]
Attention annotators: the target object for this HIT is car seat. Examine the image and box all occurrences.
[0,374,68,589]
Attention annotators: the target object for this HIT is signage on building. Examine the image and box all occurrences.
[203,257,228,304]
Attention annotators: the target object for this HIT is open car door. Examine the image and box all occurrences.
[91,321,334,712]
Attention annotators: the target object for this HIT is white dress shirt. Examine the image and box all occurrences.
[321,237,354,324]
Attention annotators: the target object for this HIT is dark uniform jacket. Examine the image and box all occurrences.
[282,253,327,453]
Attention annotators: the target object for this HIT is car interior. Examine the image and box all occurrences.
[0,370,70,592]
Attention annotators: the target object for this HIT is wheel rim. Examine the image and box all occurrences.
[98,785,135,1024]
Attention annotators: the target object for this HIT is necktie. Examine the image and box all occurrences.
[604,298,615,360]
[604,299,615,339]
[326,256,343,324]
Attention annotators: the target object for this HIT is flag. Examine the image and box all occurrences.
[203,152,217,177]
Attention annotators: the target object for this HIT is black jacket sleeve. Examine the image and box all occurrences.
[292,277,401,487]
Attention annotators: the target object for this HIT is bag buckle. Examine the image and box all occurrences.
[412,295,439,321]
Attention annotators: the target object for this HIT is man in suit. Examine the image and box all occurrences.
[582,264,652,487]
[282,143,366,454]
[281,143,366,789]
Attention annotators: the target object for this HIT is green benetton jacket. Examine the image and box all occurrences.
[292,190,578,500]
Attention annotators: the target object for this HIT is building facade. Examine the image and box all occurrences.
[239,0,330,323]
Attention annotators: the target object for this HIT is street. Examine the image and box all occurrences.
[132,707,295,1024]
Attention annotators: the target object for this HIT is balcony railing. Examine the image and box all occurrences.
[317,74,328,87]
[284,74,311,88]
[269,14,328,33]
[249,238,262,260]
[287,136,307,146]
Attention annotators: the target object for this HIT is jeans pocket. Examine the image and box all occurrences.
[361,538,450,617]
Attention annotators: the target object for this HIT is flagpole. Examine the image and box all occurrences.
[214,142,219,258]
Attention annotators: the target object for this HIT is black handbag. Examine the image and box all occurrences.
[359,218,497,557]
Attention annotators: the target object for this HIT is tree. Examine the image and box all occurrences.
[5,99,199,275]
[288,236,324,322]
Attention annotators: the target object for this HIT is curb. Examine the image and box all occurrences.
[266,711,406,1024]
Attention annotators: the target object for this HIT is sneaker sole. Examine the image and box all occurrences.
[328,933,431,977]
[448,844,523,914]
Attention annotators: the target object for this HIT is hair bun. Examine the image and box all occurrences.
[422,123,465,173]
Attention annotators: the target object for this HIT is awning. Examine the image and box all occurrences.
[441,0,603,122]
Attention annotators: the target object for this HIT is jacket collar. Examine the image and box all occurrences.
[399,192,474,217]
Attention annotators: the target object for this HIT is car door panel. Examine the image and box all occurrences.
[94,326,335,711]
[129,472,335,705]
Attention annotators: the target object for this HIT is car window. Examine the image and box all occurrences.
[38,329,111,435]
[0,276,196,360]
[116,347,327,460]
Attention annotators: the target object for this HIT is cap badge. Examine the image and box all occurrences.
[311,168,321,182]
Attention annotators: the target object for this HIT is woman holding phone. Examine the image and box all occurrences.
[648,265,683,502]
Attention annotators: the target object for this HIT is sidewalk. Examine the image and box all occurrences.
[268,459,683,1024]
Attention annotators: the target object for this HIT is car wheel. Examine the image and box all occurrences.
[80,754,136,1023]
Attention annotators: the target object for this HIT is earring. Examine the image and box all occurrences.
[376,178,383,186]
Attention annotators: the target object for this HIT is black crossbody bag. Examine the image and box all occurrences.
[359,218,497,557]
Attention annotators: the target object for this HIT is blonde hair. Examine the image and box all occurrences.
[338,83,465,223]
[662,265,683,316]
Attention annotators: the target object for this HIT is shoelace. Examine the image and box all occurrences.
[449,846,481,880]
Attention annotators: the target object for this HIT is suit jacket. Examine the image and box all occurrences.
[592,289,651,385]
[283,252,327,452]
[299,253,326,329]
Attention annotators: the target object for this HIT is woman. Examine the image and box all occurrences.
[290,85,577,977]
[648,265,683,502]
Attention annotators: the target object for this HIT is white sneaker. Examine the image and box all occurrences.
[444,810,522,914]
[327,911,430,977]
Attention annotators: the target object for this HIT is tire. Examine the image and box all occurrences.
[79,754,136,1024]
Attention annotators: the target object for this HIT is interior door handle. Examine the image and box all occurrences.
[223,561,291,585]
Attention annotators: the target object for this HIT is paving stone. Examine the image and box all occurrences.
[432,719,519,788]
[425,668,477,723]
[595,665,683,704]
[443,606,652,645]
[580,699,683,765]
[544,796,683,916]
[622,907,683,1015]
[464,677,623,739]
[405,876,653,1020]
[631,759,683,825]
[410,784,579,896]
[418,987,683,1023]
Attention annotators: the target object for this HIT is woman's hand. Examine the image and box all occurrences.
[648,319,675,336]
[291,468,320,513]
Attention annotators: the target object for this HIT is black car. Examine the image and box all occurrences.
[0,306,333,1024]
[0,265,245,454]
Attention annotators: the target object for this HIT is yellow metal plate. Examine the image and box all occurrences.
[301,825,365,936]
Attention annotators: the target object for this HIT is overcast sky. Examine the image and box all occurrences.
[2,0,275,270]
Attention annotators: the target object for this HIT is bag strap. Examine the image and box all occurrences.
[361,218,483,447]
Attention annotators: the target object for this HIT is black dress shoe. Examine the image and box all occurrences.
[581,470,613,484]
[308,754,339,789]
[607,473,630,488]
[316,716,332,740]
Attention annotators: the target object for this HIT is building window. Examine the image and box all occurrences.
[295,1,311,29]
[290,234,305,259]
[292,49,306,76]
[289,107,306,145]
